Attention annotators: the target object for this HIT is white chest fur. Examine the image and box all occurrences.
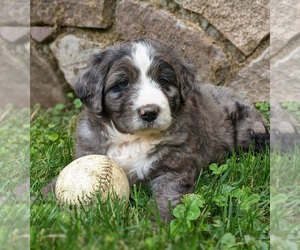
[105,124,163,184]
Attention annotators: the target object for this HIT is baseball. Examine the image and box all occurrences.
[55,155,130,206]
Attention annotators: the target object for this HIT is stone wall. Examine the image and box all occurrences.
[29,0,270,107]
[0,1,30,108]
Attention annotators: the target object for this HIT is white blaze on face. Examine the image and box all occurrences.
[131,42,172,130]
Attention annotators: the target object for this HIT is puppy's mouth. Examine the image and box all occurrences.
[119,119,168,136]
[139,121,163,131]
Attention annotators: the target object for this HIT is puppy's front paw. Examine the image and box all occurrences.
[149,171,196,223]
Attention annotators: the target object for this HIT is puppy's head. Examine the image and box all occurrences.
[74,39,196,134]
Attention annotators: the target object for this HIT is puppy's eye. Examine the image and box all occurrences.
[159,78,170,86]
[118,80,129,88]
[110,80,129,94]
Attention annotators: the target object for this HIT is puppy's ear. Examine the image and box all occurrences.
[74,51,112,113]
[178,59,196,103]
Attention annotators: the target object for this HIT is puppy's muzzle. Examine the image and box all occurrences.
[138,105,160,122]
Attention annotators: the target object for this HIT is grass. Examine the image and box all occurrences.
[30,96,270,250]
[0,105,30,249]
[270,148,300,249]
[269,101,300,249]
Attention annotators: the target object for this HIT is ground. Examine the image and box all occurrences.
[26,96,273,249]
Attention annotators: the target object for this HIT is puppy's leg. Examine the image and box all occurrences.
[271,103,300,152]
[149,167,197,222]
[203,84,270,152]
[231,101,270,152]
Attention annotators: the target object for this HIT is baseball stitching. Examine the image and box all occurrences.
[80,158,113,204]
[56,156,114,206]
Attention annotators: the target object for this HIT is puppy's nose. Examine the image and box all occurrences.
[139,105,160,122]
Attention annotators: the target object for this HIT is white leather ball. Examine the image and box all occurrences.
[55,155,130,206]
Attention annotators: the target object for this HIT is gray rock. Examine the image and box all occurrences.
[30,46,68,107]
[228,47,270,102]
[0,27,29,43]
[0,0,29,26]
[30,26,55,43]
[174,0,270,56]
[0,41,29,108]
[116,0,230,84]
[31,0,115,29]
[271,46,300,102]
[271,0,300,56]
[49,34,106,85]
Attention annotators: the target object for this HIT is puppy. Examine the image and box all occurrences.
[72,38,269,220]
[42,38,267,221]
